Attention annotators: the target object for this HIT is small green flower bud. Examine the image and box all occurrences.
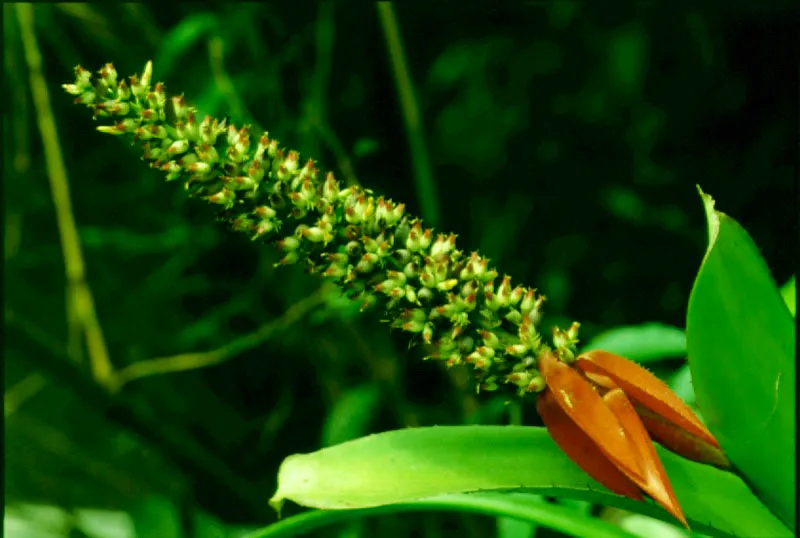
[419,267,437,289]
[454,292,477,312]
[252,219,277,240]
[99,63,118,90]
[206,187,236,209]
[519,315,541,351]
[298,158,318,182]
[404,285,418,304]
[375,278,398,295]
[195,143,219,166]
[224,175,258,192]
[166,139,190,156]
[63,83,83,96]
[480,377,500,392]
[289,179,318,209]
[277,236,301,251]
[276,251,300,266]
[431,233,457,258]
[526,294,546,326]
[284,150,300,174]
[199,116,218,145]
[520,288,537,313]
[321,252,348,265]
[171,95,189,121]
[75,65,93,87]
[159,160,182,181]
[505,344,529,357]
[322,172,339,203]
[176,112,200,141]
[245,162,264,184]
[505,308,523,326]
[405,220,424,251]
[480,330,500,349]
[97,123,127,136]
[345,193,369,224]
[403,262,419,279]
[437,279,459,292]
[345,241,362,258]
[253,133,270,162]
[140,61,153,90]
[394,308,427,333]
[231,215,255,233]
[466,346,495,371]
[422,323,435,344]
[322,263,348,279]
[355,253,379,273]
[302,226,329,243]
[149,82,167,112]
[566,321,580,341]
[446,354,463,367]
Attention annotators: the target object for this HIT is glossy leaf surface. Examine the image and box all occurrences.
[686,188,796,530]
[270,426,791,537]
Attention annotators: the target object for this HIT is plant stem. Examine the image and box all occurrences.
[376,2,441,227]
[16,3,113,386]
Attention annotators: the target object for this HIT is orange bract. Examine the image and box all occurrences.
[537,350,729,528]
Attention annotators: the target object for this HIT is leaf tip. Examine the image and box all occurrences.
[696,185,720,251]
[268,494,285,518]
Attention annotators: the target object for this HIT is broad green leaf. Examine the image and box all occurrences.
[780,276,795,317]
[254,492,640,538]
[270,426,791,538]
[668,364,696,408]
[583,323,686,363]
[686,188,796,530]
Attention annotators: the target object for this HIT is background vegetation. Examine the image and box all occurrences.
[4,2,795,537]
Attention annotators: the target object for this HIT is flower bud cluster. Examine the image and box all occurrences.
[64,62,581,396]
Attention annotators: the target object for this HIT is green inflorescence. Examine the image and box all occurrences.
[63,61,581,396]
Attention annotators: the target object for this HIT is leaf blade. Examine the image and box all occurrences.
[686,188,796,530]
[270,425,791,538]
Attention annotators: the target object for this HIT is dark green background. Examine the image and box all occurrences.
[4,3,796,537]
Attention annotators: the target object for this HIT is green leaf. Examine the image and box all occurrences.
[254,492,641,538]
[130,497,181,538]
[668,364,696,407]
[497,514,537,538]
[583,323,687,363]
[153,13,219,76]
[686,188,796,530]
[780,276,795,317]
[321,383,381,447]
[270,426,791,538]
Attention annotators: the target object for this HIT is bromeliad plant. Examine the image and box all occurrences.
[63,62,793,534]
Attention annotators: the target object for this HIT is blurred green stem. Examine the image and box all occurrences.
[109,284,331,392]
[208,34,254,125]
[376,2,440,227]
[16,3,113,385]
[5,307,271,518]
[4,373,48,418]
[307,1,359,187]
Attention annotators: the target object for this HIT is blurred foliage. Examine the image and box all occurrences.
[3,2,795,537]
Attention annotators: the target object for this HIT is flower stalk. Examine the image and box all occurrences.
[64,62,729,526]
